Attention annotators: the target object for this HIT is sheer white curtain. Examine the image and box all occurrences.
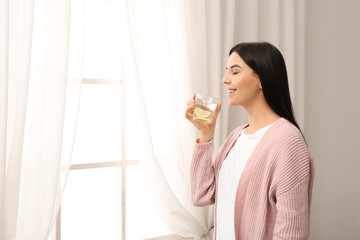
[121,0,305,239]
[120,1,214,238]
[0,0,79,239]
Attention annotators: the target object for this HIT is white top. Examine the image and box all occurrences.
[216,124,271,239]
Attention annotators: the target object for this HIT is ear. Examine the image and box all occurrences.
[259,82,263,90]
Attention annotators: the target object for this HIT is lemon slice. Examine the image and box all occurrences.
[194,107,211,118]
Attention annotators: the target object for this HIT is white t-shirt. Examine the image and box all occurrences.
[216,124,271,239]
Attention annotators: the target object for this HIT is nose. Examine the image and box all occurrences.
[222,73,230,85]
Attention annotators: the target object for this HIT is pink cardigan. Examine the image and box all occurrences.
[190,118,314,240]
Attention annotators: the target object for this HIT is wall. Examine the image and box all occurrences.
[305,0,360,239]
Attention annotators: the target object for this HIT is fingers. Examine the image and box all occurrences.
[184,108,192,120]
[186,94,196,105]
[215,103,221,115]
[185,99,195,121]
[186,100,195,113]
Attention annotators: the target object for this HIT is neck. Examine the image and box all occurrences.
[243,98,280,134]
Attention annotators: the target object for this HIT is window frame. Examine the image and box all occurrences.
[55,78,181,240]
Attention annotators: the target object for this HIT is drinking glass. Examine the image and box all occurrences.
[193,93,220,123]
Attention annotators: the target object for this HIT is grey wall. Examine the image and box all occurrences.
[305,0,360,239]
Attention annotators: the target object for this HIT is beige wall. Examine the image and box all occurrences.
[226,0,360,238]
[225,1,360,238]
[305,0,360,239]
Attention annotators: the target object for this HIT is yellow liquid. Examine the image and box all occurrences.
[193,104,215,123]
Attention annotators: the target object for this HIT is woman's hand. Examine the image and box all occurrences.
[185,94,221,143]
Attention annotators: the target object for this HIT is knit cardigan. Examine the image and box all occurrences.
[190,118,314,240]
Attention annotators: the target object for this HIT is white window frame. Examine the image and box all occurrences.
[55,78,183,240]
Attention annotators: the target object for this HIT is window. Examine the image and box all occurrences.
[56,0,180,239]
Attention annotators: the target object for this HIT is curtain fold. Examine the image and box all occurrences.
[0,0,80,239]
[0,0,8,234]
[1,0,35,238]
[120,0,215,238]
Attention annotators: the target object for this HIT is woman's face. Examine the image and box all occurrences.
[222,52,262,107]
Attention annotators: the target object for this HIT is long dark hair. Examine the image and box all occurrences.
[229,42,301,131]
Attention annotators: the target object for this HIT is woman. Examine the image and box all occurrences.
[185,42,314,240]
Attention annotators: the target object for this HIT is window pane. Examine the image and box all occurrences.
[126,165,171,239]
[125,84,174,161]
[71,84,122,164]
[61,167,122,240]
[82,0,123,80]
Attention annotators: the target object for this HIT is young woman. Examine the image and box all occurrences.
[185,42,314,240]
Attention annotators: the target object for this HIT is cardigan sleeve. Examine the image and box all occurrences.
[273,175,311,240]
[272,128,314,240]
[190,139,216,207]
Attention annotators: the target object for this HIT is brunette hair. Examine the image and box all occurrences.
[229,42,301,131]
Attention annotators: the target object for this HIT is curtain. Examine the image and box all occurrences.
[121,0,305,239]
[0,0,80,239]
[120,1,214,238]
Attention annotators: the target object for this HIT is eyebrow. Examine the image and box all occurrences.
[226,64,242,70]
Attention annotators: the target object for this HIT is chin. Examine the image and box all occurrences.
[228,100,237,106]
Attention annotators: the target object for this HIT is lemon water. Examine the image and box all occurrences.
[193,103,216,123]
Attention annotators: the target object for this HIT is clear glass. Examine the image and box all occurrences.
[193,93,220,123]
